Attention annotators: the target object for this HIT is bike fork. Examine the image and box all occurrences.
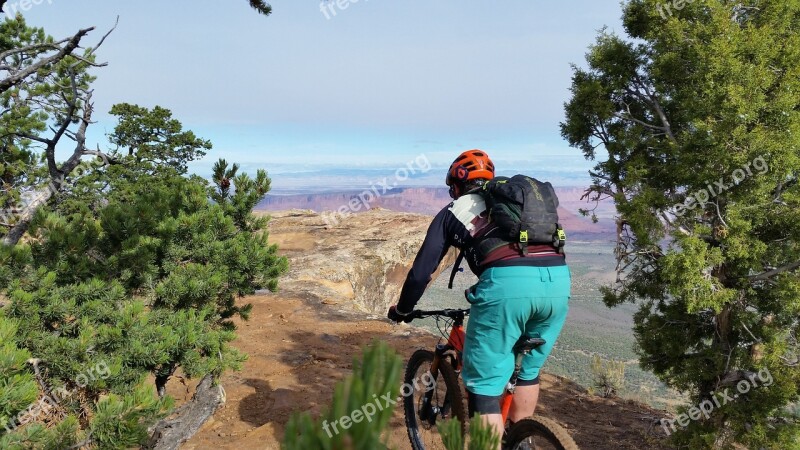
[419,351,442,422]
[420,346,455,425]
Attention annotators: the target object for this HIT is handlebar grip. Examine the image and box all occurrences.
[407,310,423,321]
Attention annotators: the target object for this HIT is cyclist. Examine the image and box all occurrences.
[387,149,571,443]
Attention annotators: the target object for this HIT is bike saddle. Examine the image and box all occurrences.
[513,336,546,354]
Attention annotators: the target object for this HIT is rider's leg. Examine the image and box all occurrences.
[467,391,504,449]
[461,269,522,413]
[508,379,540,422]
[479,414,505,448]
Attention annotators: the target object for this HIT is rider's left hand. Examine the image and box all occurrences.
[387,305,413,323]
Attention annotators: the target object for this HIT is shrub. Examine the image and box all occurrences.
[591,355,626,398]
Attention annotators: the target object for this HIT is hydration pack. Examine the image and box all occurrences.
[448,175,566,289]
[478,174,565,257]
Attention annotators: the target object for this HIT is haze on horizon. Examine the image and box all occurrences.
[15,0,623,190]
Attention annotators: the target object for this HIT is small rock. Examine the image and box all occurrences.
[321,333,341,344]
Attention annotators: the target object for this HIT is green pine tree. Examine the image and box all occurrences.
[440,416,501,450]
[1,159,288,447]
[562,0,800,447]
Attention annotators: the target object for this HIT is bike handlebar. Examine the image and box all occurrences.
[408,308,470,321]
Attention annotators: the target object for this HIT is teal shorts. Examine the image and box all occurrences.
[461,265,571,396]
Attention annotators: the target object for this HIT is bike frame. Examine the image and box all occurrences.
[427,312,466,389]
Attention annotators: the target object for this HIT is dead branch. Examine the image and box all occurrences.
[0,27,95,95]
[747,260,800,282]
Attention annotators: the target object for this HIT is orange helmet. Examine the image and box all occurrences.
[446,149,495,187]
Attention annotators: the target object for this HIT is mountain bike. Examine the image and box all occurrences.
[402,308,579,450]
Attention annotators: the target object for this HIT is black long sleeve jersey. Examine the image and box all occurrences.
[396,192,565,314]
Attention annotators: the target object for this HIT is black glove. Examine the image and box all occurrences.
[387,305,413,323]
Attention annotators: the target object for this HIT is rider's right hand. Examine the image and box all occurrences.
[387,305,414,323]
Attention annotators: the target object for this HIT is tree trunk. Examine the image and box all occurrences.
[145,375,226,450]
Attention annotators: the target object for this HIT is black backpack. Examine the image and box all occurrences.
[448,175,566,288]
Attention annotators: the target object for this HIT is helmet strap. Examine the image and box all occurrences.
[449,183,461,199]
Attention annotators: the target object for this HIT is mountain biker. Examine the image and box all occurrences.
[387,149,571,443]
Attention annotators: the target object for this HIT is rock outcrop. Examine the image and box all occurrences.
[266,209,457,315]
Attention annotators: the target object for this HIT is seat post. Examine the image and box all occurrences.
[507,353,526,392]
[507,336,547,391]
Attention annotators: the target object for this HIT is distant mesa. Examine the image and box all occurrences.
[258,186,616,240]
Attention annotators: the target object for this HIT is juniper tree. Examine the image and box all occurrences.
[562,0,800,447]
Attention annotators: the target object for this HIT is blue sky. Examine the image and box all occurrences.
[11,0,623,189]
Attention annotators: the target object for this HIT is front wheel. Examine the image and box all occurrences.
[403,349,467,450]
[504,416,579,450]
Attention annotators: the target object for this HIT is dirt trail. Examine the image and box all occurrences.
[177,210,674,449]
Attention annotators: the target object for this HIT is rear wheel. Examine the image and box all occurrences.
[504,416,579,450]
[403,349,467,450]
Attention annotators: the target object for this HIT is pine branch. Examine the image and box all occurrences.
[248,0,272,16]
